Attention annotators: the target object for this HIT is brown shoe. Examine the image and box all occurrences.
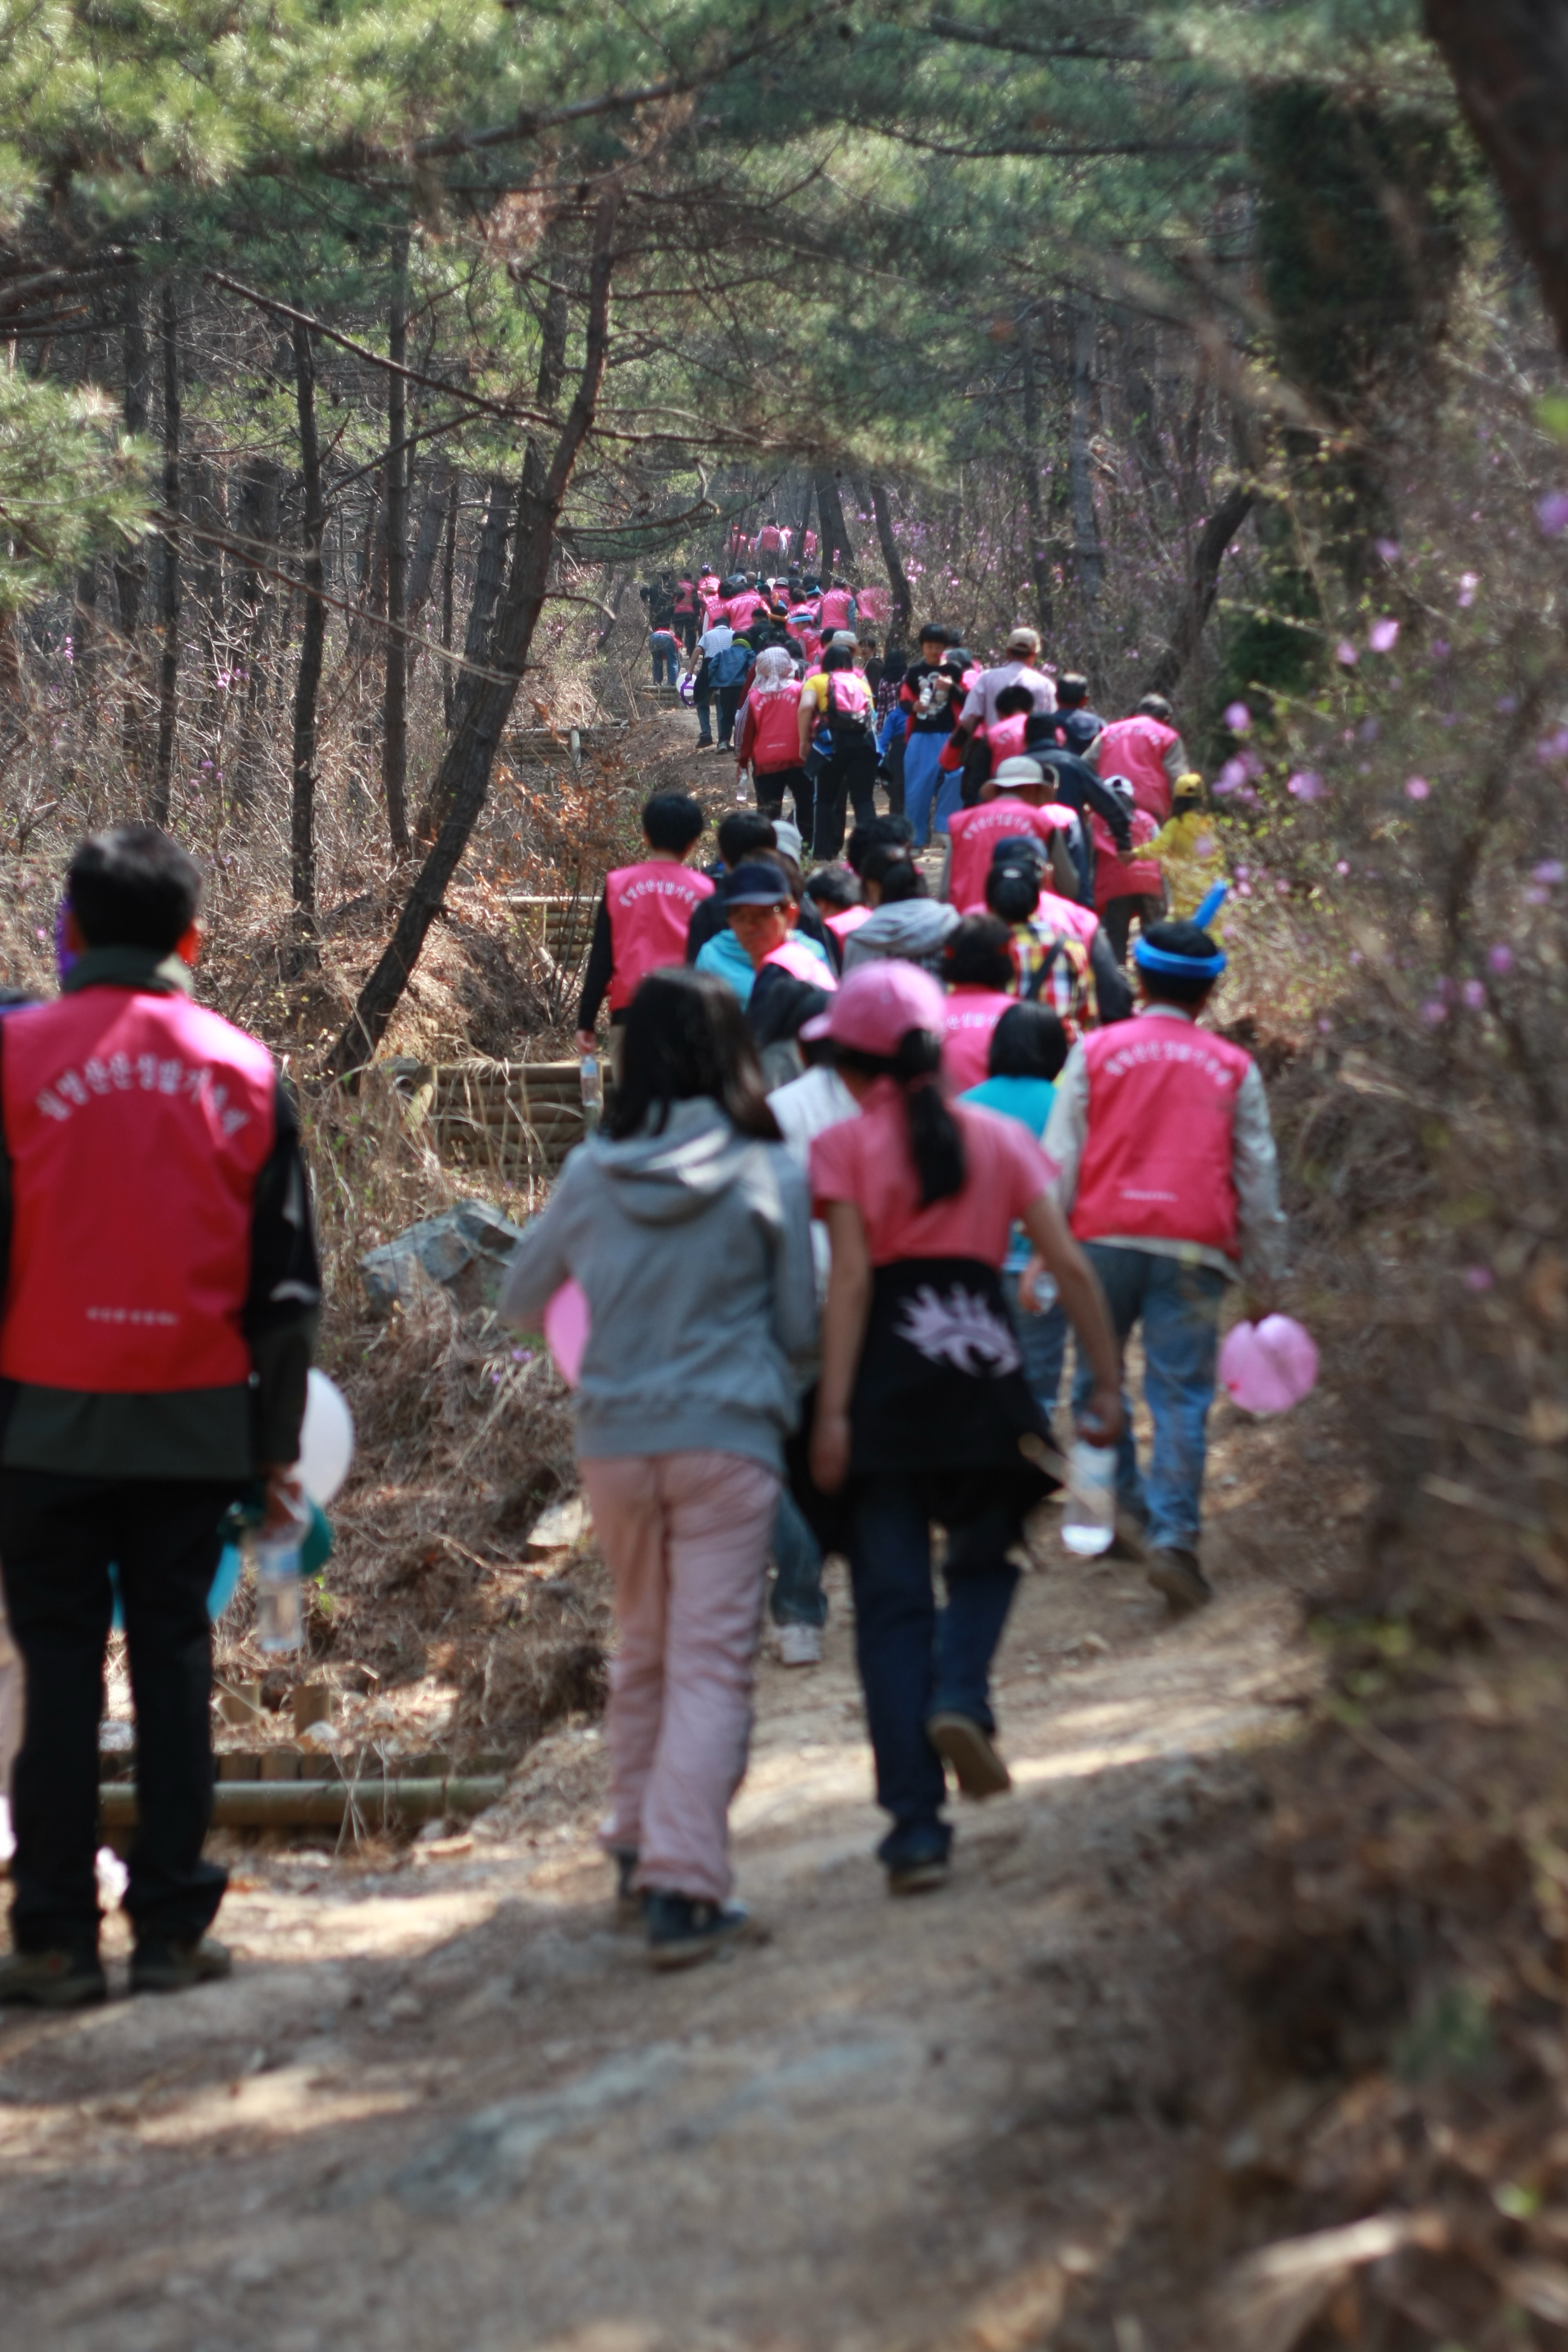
[926,1712,1012,1799]
[1147,1548,1214,1616]
[130,1936,232,1995]
[0,1947,107,2008]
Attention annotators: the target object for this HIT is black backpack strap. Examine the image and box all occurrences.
[1024,939,1065,1003]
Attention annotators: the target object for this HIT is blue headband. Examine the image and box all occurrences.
[1135,939,1227,979]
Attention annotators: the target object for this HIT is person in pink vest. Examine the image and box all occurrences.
[694,863,837,1006]
[577,794,714,1082]
[941,756,1079,913]
[0,827,321,2008]
[802,526,819,567]
[734,645,811,838]
[699,569,725,626]
[725,581,768,633]
[1040,906,1288,1616]
[938,918,1021,1093]
[818,577,857,633]
[1095,693,1189,823]
[1092,774,1166,962]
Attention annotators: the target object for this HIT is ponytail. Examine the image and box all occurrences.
[835,1028,967,1207]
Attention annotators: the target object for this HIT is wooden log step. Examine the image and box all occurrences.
[101,1778,508,1829]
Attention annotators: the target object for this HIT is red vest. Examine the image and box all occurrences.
[941,987,1018,1094]
[947,800,1063,916]
[0,987,277,1392]
[758,525,782,555]
[820,587,854,630]
[1097,716,1178,821]
[1071,1016,1252,1257]
[745,682,803,772]
[1092,807,1163,907]
[605,860,715,1012]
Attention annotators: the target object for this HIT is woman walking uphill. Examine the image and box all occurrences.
[502,971,816,1970]
[800,965,1122,1894]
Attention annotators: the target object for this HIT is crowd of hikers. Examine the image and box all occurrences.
[0,564,1285,2005]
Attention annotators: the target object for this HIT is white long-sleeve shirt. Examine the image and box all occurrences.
[1042,1002,1288,1285]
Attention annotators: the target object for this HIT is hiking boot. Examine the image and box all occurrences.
[129,1936,232,1995]
[926,1711,1012,1800]
[644,1892,753,1971]
[610,1847,641,1921]
[885,1850,950,1896]
[0,1947,107,2009]
[1147,1548,1214,1617]
[774,1621,823,1668]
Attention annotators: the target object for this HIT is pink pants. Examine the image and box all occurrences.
[581,1449,779,1904]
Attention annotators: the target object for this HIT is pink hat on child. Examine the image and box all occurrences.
[800,960,948,1053]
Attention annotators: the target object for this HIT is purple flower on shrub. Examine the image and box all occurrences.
[1405,776,1431,800]
[1496,694,1518,715]
[1223,701,1251,733]
[1368,617,1399,653]
[1458,572,1479,607]
[1533,861,1566,884]
[1374,538,1400,563]
[1488,944,1515,974]
[1214,759,1248,795]
[1461,979,1486,1010]
[1534,729,1568,764]
[1420,998,1447,1025]
[1336,860,1350,875]
[1287,771,1325,801]
[1537,492,1568,538]
[1431,638,1451,659]
[1359,717,1380,742]
[1464,1266,1495,1292]
[1335,639,1359,666]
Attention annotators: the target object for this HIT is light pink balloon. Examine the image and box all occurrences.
[543,1279,590,1388]
[1219,1315,1319,1414]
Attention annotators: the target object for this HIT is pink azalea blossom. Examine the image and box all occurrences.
[1420,998,1447,1025]
[1334,639,1359,666]
[1488,944,1515,974]
[1458,572,1479,607]
[1214,759,1249,795]
[1405,776,1431,801]
[1368,616,1400,653]
[1287,771,1326,801]
[1461,979,1486,1010]
[1223,701,1251,733]
[1533,860,1566,884]
[1464,1266,1495,1293]
[1335,860,1350,875]
[1537,492,1568,538]
[1374,538,1400,563]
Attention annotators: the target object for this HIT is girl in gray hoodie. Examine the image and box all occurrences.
[501,969,816,1970]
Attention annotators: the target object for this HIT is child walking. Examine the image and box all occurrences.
[503,969,816,1968]
[802,965,1122,1893]
[1042,912,1288,1613]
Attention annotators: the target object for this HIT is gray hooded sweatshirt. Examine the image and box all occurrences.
[500,1097,817,1472]
[841,897,960,976]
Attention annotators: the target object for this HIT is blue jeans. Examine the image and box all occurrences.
[903,731,948,847]
[1070,1245,1226,1551]
[650,634,679,685]
[769,1489,827,1628]
[1002,1269,1067,1423]
[846,1477,1020,1864]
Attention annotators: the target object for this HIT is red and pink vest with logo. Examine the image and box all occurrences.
[604,861,715,1012]
[1097,715,1179,821]
[1071,1017,1252,1258]
[725,589,767,632]
[0,988,277,1391]
[947,800,1065,916]
[763,938,838,990]
[1091,805,1162,907]
[743,681,803,772]
[819,587,855,630]
[941,987,1018,1094]
[825,904,873,945]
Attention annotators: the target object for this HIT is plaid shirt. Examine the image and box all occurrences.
[1008,921,1097,1038]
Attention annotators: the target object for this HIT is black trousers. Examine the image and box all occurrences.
[0,1472,234,1953]
[716,684,745,748]
[811,746,880,860]
[1102,893,1165,964]
[755,764,815,841]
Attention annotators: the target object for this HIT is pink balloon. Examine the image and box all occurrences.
[1219,1315,1319,1415]
[543,1279,590,1388]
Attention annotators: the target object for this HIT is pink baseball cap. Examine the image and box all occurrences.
[800,960,948,1053]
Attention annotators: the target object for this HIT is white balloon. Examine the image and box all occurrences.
[299,1368,354,1506]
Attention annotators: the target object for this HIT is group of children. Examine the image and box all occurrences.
[543,638,1286,1961]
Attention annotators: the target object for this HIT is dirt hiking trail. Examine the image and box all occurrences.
[0,1389,1361,2352]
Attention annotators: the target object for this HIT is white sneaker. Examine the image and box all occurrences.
[774,1622,823,1667]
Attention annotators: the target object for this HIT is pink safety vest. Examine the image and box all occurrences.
[0,988,277,1392]
[819,587,854,630]
[759,526,782,555]
[946,800,1063,915]
[1091,807,1163,907]
[1097,716,1179,821]
[762,938,838,990]
[604,861,716,1013]
[940,987,1018,1094]
[825,904,873,944]
[745,681,803,772]
[958,883,1099,948]
[985,713,1031,771]
[1071,1018,1253,1257]
[725,590,766,631]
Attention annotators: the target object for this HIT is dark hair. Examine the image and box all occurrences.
[1137,918,1220,1006]
[1137,693,1174,723]
[877,857,927,904]
[984,861,1042,926]
[861,841,912,893]
[882,650,908,687]
[609,968,780,1143]
[67,825,201,953]
[993,684,1034,720]
[917,623,954,647]
[822,646,853,673]
[717,810,776,867]
[988,1003,1069,1083]
[805,867,859,911]
[1057,673,1089,707]
[846,814,914,875]
[944,914,1013,991]
[834,1030,965,1206]
[642,792,705,854]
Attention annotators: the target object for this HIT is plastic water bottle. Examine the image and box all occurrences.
[579,1052,603,1133]
[252,1500,307,1653]
[1061,1439,1117,1557]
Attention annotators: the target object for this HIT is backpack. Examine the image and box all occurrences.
[822,671,875,750]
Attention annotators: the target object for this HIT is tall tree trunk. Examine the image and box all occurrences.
[1423,0,1568,359]
[382,228,411,855]
[814,469,855,573]
[115,295,151,780]
[234,458,280,809]
[440,474,457,728]
[1069,305,1103,603]
[329,189,619,1079]
[1142,484,1256,698]
[405,452,455,676]
[796,475,815,558]
[869,480,913,638]
[290,318,326,915]
[1017,313,1054,635]
[151,281,181,826]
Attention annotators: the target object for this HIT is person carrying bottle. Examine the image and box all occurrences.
[961,1003,1073,1429]
[800,965,1121,1893]
[1040,906,1287,1616]
[576,795,713,1083]
[734,645,812,838]
[502,970,816,1968]
[0,827,321,2008]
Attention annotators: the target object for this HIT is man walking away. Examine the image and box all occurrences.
[0,827,320,2007]
[577,795,714,1082]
